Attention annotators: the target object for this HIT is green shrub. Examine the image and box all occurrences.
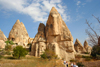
[0,55,3,59]
[91,45,100,57]
[82,55,92,58]
[75,55,82,58]
[84,52,89,54]
[41,53,47,59]
[5,45,11,51]
[5,51,11,55]
[77,62,84,67]
[85,58,92,61]
[41,49,57,60]
[13,46,28,59]
[0,50,6,55]
[96,54,100,60]
[5,40,14,45]
[70,59,77,62]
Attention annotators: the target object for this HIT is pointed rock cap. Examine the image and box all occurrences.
[38,23,45,32]
[0,29,7,41]
[75,38,82,46]
[84,40,89,49]
[84,40,88,45]
[15,19,20,24]
[50,7,58,13]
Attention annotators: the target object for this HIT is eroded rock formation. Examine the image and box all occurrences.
[31,23,46,57]
[31,7,75,61]
[8,20,29,47]
[0,29,7,48]
[84,40,92,54]
[0,29,7,41]
[74,39,86,53]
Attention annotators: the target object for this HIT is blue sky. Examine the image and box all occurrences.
[0,0,100,45]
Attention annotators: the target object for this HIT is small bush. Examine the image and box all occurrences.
[0,50,6,55]
[84,52,89,54]
[41,49,57,60]
[5,40,14,45]
[85,58,92,61]
[13,46,28,59]
[77,62,84,67]
[0,55,3,59]
[75,55,82,58]
[5,51,11,55]
[5,45,11,51]
[70,59,77,62]
[41,53,47,59]
[82,55,92,58]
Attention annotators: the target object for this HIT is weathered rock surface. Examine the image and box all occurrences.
[74,39,86,53]
[31,23,46,57]
[31,7,75,61]
[45,7,75,61]
[0,29,7,41]
[0,29,7,49]
[0,40,6,49]
[84,40,92,54]
[28,38,34,44]
[8,20,29,47]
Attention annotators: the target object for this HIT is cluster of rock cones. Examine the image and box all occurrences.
[0,7,93,61]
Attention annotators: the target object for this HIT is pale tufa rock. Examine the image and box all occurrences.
[8,20,29,47]
[45,7,75,61]
[0,29,7,41]
[84,40,92,54]
[31,23,46,57]
[74,39,86,53]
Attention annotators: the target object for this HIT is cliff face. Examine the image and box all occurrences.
[8,20,29,47]
[0,29,7,48]
[0,29,7,41]
[31,7,75,61]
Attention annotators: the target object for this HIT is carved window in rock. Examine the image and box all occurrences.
[12,38,15,41]
[16,43,18,45]
[23,44,25,46]
[50,24,53,28]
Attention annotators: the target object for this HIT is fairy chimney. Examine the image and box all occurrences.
[74,39,86,53]
[8,20,29,47]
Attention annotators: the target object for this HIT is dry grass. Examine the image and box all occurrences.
[0,55,65,67]
[82,60,100,67]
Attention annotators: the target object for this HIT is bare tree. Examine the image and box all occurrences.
[86,15,100,46]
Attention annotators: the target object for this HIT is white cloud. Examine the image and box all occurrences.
[0,0,70,23]
[76,1,81,5]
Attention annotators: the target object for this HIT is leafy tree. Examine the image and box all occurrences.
[91,45,100,57]
[13,46,28,59]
